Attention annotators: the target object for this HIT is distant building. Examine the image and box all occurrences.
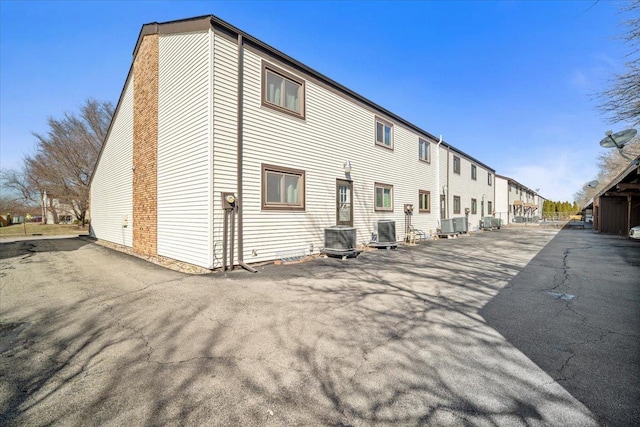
[494,175,544,224]
[43,191,76,224]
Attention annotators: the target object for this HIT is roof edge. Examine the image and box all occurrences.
[133,14,496,172]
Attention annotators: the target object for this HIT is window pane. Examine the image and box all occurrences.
[284,174,300,204]
[376,122,383,144]
[284,79,300,113]
[384,188,392,207]
[420,140,429,161]
[384,126,392,146]
[266,172,282,203]
[376,187,383,207]
[266,71,283,106]
[420,193,429,210]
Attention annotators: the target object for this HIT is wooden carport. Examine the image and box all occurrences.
[593,157,640,236]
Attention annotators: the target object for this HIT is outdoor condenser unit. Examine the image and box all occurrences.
[374,220,396,243]
[440,218,455,234]
[452,217,468,233]
[482,217,494,229]
[324,226,357,251]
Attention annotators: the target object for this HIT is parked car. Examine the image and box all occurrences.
[630,225,640,240]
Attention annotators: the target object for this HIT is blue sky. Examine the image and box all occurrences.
[0,1,632,202]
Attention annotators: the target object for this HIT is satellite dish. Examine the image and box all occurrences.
[600,129,637,148]
[588,180,599,188]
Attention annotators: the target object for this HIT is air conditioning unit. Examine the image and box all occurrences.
[440,218,455,234]
[452,217,468,233]
[482,216,494,229]
[374,220,396,243]
[324,226,356,251]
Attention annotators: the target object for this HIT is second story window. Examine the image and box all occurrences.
[453,156,461,174]
[488,173,492,186]
[471,165,477,180]
[419,138,430,162]
[375,117,393,149]
[453,196,461,214]
[263,63,305,118]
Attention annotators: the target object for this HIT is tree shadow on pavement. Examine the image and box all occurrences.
[0,229,600,425]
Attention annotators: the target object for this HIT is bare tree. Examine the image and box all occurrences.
[579,1,640,207]
[25,99,114,226]
[573,139,640,207]
[0,168,45,221]
[598,0,640,126]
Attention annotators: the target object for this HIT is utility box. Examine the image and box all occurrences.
[374,220,396,243]
[324,226,356,251]
[322,225,362,258]
[440,218,455,234]
[369,220,398,249]
[452,217,468,233]
[482,216,494,229]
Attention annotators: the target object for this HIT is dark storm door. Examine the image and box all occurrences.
[336,179,353,226]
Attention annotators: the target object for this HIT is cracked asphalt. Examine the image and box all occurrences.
[0,228,637,426]
[481,229,640,426]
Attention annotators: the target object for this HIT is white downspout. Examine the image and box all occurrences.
[435,135,442,225]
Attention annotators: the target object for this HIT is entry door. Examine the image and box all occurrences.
[440,195,446,219]
[336,179,353,226]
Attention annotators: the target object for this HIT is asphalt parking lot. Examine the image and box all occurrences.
[1,227,638,426]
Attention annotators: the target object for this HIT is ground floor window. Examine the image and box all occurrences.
[453,196,461,214]
[471,198,477,215]
[262,164,305,210]
[375,183,393,211]
[419,190,430,212]
[488,201,492,214]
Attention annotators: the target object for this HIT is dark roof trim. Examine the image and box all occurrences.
[133,16,212,58]
[495,174,542,198]
[594,155,640,200]
[135,14,495,172]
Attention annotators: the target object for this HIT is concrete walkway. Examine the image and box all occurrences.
[0,229,627,426]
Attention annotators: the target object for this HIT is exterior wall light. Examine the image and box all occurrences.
[343,161,352,173]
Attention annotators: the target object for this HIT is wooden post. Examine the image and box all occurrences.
[628,195,632,234]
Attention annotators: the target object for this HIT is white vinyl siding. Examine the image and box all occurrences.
[157,31,212,268]
[212,33,239,268]
[90,77,134,247]
[447,151,494,230]
[494,176,510,224]
[234,48,439,264]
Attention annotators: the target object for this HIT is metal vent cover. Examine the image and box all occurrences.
[374,220,396,243]
[324,226,357,250]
